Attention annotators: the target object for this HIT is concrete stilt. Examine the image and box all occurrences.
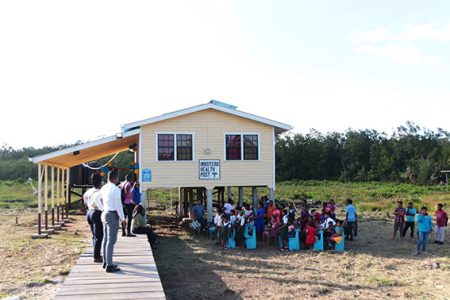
[238,187,243,207]
[207,188,213,223]
[252,187,258,212]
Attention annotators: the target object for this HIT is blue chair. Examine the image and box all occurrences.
[244,224,256,249]
[227,228,236,249]
[314,230,324,251]
[278,229,300,251]
[334,232,345,252]
[288,229,300,251]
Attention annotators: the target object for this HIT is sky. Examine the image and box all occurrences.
[1,0,450,148]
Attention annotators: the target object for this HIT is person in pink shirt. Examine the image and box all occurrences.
[119,174,136,237]
[435,204,448,245]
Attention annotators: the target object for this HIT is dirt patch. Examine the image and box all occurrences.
[151,212,450,300]
[0,209,89,299]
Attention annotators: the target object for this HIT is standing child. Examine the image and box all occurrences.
[220,215,231,249]
[435,204,448,245]
[415,207,433,255]
[392,201,406,240]
[402,202,416,239]
[279,212,289,251]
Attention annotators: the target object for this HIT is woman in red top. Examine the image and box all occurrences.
[305,220,317,249]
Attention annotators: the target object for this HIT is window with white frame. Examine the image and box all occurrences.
[157,133,193,161]
[225,134,259,160]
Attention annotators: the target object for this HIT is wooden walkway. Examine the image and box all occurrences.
[54,234,166,300]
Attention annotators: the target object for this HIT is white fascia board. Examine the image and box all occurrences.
[122,102,293,132]
[31,129,140,164]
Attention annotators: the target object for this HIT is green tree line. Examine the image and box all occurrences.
[1,122,449,184]
[0,143,133,181]
[276,122,450,184]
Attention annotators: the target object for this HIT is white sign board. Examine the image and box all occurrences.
[199,160,221,180]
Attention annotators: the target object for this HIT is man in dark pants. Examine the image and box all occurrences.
[119,174,136,237]
[101,171,126,273]
[402,202,417,239]
[345,198,357,240]
[83,174,104,263]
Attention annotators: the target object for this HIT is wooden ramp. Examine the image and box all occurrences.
[54,234,166,300]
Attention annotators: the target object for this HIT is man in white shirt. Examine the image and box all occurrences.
[100,171,125,273]
[83,174,104,263]
[224,199,234,216]
[320,212,337,230]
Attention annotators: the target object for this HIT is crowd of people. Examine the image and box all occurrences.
[192,197,358,251]
[392,200,448,255]
[83,171,159,273]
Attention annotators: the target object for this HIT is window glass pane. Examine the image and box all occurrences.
[244,135,258,160]
[226,135,241,160]
[158,134,174,160]
[176,134,193,161]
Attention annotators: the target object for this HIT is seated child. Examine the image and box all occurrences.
[330,220,344,247]
[324,221,336,250]
[288,218,296,238]
[305,220,317,249]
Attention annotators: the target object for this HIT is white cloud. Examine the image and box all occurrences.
[349,23,450,65]
[396,24,450,42]
[355,43,422,64]
[349,28,391,44]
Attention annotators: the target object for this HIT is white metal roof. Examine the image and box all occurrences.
[122,101,293,134]
[31,129,140,167]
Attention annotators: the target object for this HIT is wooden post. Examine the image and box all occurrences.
[238,187,244,207]
[66,168,70,219]
[56,167,60,222]
[170,188,173,211]
[189,188,194,218]
[37,163,42,235]
[183,188,189,217]
[44,164,48,230]
[61,168,65,220]
[252,187,258,213]
[178,187,181,215]
[207,188,213,223]
[227,187,232,201]
[51,166,55,226]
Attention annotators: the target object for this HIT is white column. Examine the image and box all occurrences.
[207,188,213,223]
[44,164,48,229]
[238,187,243,207]
[38,164,42,215]
[269,188,275,201]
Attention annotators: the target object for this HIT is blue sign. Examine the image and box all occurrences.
[142,168,152,182]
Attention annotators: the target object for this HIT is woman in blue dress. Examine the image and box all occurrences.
[255,202,265,240]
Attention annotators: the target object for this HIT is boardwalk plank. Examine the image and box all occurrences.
[53,234,165,299]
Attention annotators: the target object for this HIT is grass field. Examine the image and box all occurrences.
[2,179,449,212]
[151,211,450,300]
[0,211,89,299]
[0,179,449,299]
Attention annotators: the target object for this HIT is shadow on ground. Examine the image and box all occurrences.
[152,216,241,300]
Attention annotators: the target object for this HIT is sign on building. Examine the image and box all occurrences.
[142,168,152,182]
[199,160,220,180]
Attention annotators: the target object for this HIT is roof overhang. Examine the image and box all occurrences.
[122,101,293,135]
[31,129,140,168]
